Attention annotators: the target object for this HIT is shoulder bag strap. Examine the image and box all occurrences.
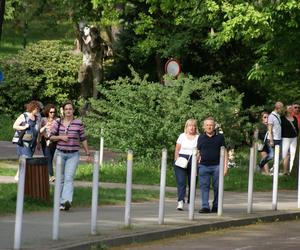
[271,113,281,124]
[288,119,298,135]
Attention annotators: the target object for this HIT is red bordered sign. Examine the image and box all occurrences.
[165,59,181,78]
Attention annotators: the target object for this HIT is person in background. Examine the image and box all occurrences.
[255,112,272,175]
[292,102,300,128]
[267,101,284,172]
[197,117,228,214]
[50,100,91,211]
[12,101,41,180]
[281,105,298,175]
[40,104,58,182]
[174,119,199,211]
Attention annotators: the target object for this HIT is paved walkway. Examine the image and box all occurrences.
[1,141,300,249]
[1,173,300,250]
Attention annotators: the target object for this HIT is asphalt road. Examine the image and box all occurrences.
[112,219,300,250]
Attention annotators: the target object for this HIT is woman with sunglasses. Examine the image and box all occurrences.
[49,100,91,211]
[255,112,272,175]
[40,104,57,182]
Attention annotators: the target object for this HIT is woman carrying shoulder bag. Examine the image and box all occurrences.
[174,119,199,211]
[12,100,41,181]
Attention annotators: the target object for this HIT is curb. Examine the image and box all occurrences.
[56,211,300,250]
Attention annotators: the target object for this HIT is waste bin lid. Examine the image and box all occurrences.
[26,157,48,165]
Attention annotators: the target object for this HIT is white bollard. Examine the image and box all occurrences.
[218,146,225,216]
[158,148,167,225]
[272,145,280,211]
[99,129,104,166]
[253,143,258,172]
[188,149,198,220]
[247,147,254,214]
[14,157,26,250]
[298,150,300,209]
[91,151,100,235]
[124,150,133,226]
[52,155,62,240]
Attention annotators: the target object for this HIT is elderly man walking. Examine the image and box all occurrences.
[197,117,228,213]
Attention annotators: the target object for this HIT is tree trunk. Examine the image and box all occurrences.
[155,54,164,84]
[0,0,5,42]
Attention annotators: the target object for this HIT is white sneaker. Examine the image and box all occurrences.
[177,200,184,211]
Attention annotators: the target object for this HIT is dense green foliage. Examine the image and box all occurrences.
[0,115,14,141]
[84,70,247,158]
[93,0,300,106]
[0,40,81,113]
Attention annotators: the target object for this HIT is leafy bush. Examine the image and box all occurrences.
[84,70,247,158]
[0,40,81,114]
[0,115,14,141]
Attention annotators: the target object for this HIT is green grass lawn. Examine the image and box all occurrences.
[0,20,74,58]
[0,156,298,193]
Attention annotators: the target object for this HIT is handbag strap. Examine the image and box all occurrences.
[262,131,268,143]
[271,113,281,124]
[288,118,298,135]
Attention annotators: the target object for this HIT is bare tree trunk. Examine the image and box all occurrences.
[155,54,164,84]
[0,0,5,42]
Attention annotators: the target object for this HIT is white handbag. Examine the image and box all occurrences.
[175,156,189,169]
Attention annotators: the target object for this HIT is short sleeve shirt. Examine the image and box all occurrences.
[176,133,199,155]
[197,133,226,166]
[267,111,281,140]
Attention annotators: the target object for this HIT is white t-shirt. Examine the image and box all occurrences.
[268,111,281,140]
[176,133,199,155]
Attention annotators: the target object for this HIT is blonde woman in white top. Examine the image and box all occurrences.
[174,119,199,210]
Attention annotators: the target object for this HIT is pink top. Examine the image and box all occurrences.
[51,119,87,151]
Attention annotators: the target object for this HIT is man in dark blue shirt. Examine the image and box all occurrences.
[197,117,228,213]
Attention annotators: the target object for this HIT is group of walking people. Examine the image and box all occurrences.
[174,117,228,213]
[255,102,300,175]
[12,100,91,211]
[174,101,300,213]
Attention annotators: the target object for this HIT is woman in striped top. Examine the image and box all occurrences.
[50,100,91,211]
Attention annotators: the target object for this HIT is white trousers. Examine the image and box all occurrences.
[282,137,297,172]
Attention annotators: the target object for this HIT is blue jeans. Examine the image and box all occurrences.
[174,154,194,202]
[259,143,273,168]
[198,164,219,209]
[56,150,80,204]
[42,144,56,176]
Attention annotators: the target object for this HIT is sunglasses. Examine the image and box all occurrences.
[49,111,56,114]
[263,116,268,118]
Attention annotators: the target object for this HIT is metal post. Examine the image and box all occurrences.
[14,157,26,250]
[91,151,100,235]
[272,145,280,211]
[298,150,300,208]
[218,146,225,216]
[158,148,167,225]
[124,150,133,226]
[189,149,198,220]
[253,142,258,172]
[247,147,254,214]
[52,155,62,240]
[99,129,104,166]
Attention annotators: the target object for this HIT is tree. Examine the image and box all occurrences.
[0,0,4,41]
[0,40,81,113]
[205,0,300,104]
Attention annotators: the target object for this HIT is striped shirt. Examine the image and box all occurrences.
[51,119,87,151]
